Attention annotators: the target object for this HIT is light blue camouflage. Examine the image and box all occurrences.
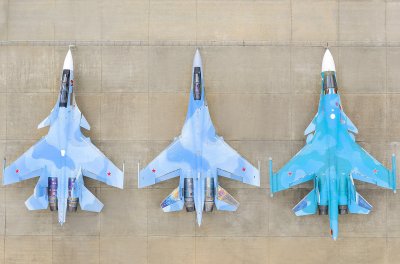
[139,49,260,226]
[269,49,396,240]
[3,49,124,225]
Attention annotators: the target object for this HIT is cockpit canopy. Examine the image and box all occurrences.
[59,69,70,107]
[323,71,337,95]
[193,67,202,100]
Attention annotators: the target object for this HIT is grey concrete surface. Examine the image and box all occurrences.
[1,0,400,263]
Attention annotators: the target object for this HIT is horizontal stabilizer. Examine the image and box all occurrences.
[348,192,372,214]
[25,194,48,210]
[160,187,184,212]
[292,189,317,216]
[215,185,239,211]
[79,185,104,212]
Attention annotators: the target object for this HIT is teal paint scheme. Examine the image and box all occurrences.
[139,49,260,226]
[3,49,124,224]
[269,49,396,240]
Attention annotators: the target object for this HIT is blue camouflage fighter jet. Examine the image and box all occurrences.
[269,49,396,240]
[139,49,260,225]
[3,49,124,224]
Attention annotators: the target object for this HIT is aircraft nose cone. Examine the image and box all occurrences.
[63,49,73,70]
[193,48,202,68]
[321,48,335,72]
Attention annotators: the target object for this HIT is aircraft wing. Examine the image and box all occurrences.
[337,131,395,190]
[139,138,190,188]
[68,137,124,189]
[3,138,50,185]
[270,138,325,194]
[204,137,260,186]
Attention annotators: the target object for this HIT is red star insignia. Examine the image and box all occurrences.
[107,171,111,176]
[373,169,378,174]
[242,167,246,172]
[15,169,19,174]
[152,169,156,173]
[288,172,292,176]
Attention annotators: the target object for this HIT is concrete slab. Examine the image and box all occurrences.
[148,92,188,140]
[7,46,56,93]
[100,236,148,264]
[196,237,269,264]
[0,189,5,236]
[387,48,400,93]
[339,0,385,42]
[387,1,400,42]
[148,236,195,264]
[6,93,55,140]
[54,0,101,41]
[53,236,99,264]
[5,235,52,264]
[336,237,387,264]
[269,237,338,264]
[100,93,149,140]
[148,46,193,93]
[202,46,291,94]
[387,191,400,237]
[207,93,291,141]
[388,238,400,264]
[8,0,54,41]
[101,46,148,93]
[0,47,6,93]
[339,47,386,94]
[5,188,52,236]
[292,0,338,42]
[0,0,7,40]
[149,0,196,42]
[197,0,291,41]
[101,0,149,41]
[99,188,147,236]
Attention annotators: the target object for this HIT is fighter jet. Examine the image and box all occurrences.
[138,49,260,225]
[3,48,124,224]
[269,49,396,240]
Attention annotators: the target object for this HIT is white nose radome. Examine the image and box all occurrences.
[193,48,202,68]
[321,49,335,72]
[63,49,73,70]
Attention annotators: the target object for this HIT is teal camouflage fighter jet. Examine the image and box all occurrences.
[269,49,396,240]
[3,49,124,224]
[139,49,260,225]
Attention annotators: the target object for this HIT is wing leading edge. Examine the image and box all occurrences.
[205,136,260,187]
[337,130,396,191]
[139,138,190,188]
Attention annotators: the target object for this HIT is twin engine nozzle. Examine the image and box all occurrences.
[318,205,348,215]
[48,177,78,212]
[184,177,215,212]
